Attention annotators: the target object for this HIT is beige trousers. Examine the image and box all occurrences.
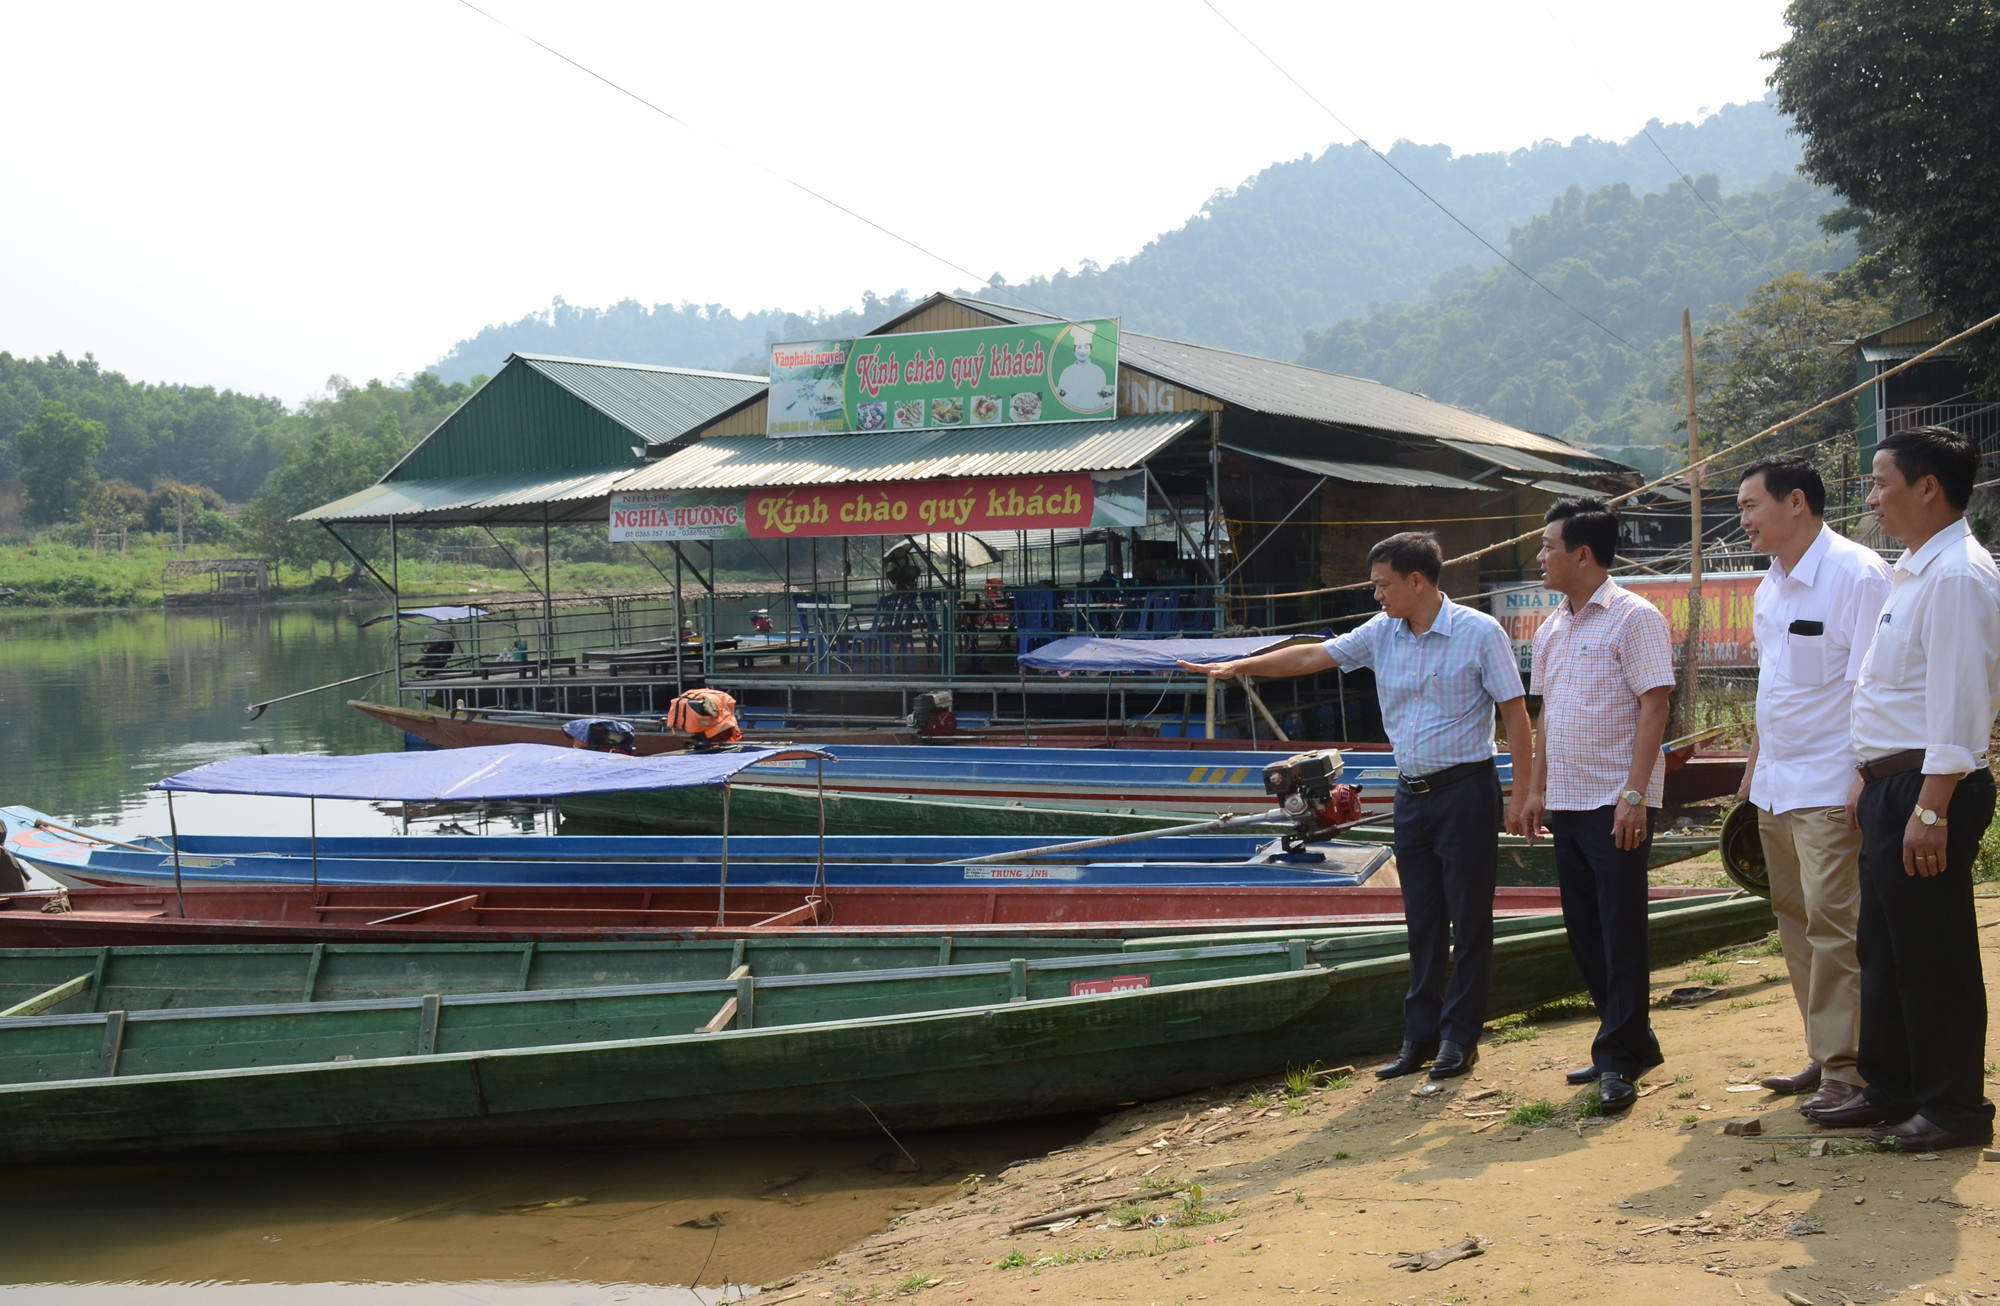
[1758,804,1866,1086]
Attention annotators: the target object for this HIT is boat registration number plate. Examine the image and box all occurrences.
[1070,974,1150,996]
[962,867,1083,880]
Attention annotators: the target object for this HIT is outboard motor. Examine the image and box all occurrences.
[909,691,958,738]
[1261,748,1362,849]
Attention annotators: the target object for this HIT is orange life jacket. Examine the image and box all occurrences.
[664,688,741,744]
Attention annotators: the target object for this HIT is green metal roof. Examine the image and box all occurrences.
[386,354,765,482]
[617,412,1203,492]
[297,467,634,527]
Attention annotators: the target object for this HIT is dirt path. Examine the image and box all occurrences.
[762,898,2000,1306]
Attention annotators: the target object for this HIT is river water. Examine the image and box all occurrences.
[0,605,1088,1300]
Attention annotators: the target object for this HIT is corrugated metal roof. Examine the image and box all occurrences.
[1435,439,1580,478]
[516,355,767,447]
[616,413,1202,492]
[383,355,766,484]
[1226,445,1490,491]
[1856,311,1949,349]
[297,467,634,526]
[911,294,1629,472]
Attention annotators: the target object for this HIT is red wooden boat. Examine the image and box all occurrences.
[0,882,1728,947]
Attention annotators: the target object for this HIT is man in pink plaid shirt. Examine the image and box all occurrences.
[1518,497,1677,1113]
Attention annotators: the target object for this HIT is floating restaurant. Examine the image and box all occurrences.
[301,293,1642,739]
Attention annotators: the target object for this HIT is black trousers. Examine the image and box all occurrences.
[1856,767,1996,1137]
[1549,805,1663,1078]
[1391,764,1501,1048]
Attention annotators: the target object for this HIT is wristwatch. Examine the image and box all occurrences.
[1623,789,1645,807]
[1917,807,1947,827]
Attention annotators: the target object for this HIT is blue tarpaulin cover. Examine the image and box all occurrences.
[149,744,829,801]
[359,606,493,628]
[1018,635,1320,674]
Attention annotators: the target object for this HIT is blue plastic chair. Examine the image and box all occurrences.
[1133,590,1179,639]
[1014,587,1069,655]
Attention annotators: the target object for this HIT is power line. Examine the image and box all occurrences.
[1199,0,1632,349]
[454,0,1011,306]
[1533,0,1753,251]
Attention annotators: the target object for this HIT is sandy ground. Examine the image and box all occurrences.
[761,894,2000,1306]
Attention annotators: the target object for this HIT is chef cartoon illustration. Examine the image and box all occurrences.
[1053,322,1114,413]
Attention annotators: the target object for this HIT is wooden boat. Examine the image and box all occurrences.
[0,881,1731,947]
[1337,824,1717,887]
[3,809,1391,894]
[4,898,1751,1015]
[354,699,1156,754]
[0,892,1771,1161]
[556,742,1427,830]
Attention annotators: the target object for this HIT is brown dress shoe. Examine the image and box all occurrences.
[1803,1093,1895,1129]
[1759,1062,1822,1095]
[1799,1079,1863,1116]
[1865,1114,1992,1152]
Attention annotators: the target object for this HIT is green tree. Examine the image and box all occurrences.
[240,412,412,574]
[14,400,107,524]
[1771,0,2000,385]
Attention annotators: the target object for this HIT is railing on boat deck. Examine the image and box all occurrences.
[384,580,1333,699]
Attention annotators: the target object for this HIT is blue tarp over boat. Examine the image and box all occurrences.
[149,745,830,802]
[1019,635,1321,674]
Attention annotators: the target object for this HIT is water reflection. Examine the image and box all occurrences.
[3,1123,1082,1298]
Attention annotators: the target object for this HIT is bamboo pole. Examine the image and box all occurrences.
[1678,309,1704,737]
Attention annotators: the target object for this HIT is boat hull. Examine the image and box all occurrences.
[0,895,1772,1161]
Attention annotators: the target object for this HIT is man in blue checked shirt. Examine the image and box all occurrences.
[1181,531,1535,1081]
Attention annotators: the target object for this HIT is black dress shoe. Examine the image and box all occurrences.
[1760,1062,1821,1095]
[1866,1113,1991,1152]
[1799,1078,1862,1117]
[1374,1041,1437,1079]
[1804,1094,1895,1129]
[1429,1041,1479,1080]
[1597,1073,1637,1112]
[1564,1064,1603,1086]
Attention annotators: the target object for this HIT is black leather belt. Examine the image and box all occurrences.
[1399,757,1496,795]
[1856,749,1925,782]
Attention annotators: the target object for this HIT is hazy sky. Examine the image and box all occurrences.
[0,1,1790,403]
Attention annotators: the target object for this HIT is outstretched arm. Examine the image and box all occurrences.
[1177,642,1339,682]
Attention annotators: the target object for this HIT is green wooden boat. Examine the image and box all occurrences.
[0,895,1724,1017]
[1339,824,1718,887]
[0,893,1769,1161]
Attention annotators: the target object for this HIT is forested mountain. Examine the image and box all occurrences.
[1297,174,1854,460]
[432,95,1804,380]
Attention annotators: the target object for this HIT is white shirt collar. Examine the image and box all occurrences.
[1896,516,1970,578]
[1770,524,1831,587]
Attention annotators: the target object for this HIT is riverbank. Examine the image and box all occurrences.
[765,901,2000,1305]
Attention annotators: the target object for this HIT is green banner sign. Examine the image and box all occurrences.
[767,319,1119,437]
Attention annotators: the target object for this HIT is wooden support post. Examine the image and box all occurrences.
[1679,309,1704,737]
[1204,674,1218,741]
[1,973,92,1019]
[417,993,441,1055]
[1242,677,1290,741]
[166,790,185,919]
[100,1011,126,1077]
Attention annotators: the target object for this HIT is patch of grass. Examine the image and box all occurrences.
[1106,1203,1149,1226]
[1140,1232,1192,1258]
[1685,966,1731,987]
[1029,1247,1111,1268]
[895,1273,938,1293]
[1728,996,1781,1010]
[1284,1062,1319,1097]
[995,1249,1029,1270]
[1676,1089,1696,1100]
[1246,1091,1271,1110]
[1522,992,1594,1021]
[1320,1073,1351,1091]
[1332,1151,1350,1160]
[1681,1114,1700,1125]
[1507,1099,1558,1128]
[1574,1090,1604,1119]
[1169,1184,1224,1227]
[1758,932,1785,956]
[1487,1013,1540,1044]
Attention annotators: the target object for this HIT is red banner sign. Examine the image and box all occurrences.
[745,474,1094,539]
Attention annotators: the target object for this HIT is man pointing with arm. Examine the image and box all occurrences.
[1180,532,1534,1081]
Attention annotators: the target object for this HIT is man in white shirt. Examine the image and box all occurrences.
[1733,455,1891,1118]
[1807,426,2000,1151]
